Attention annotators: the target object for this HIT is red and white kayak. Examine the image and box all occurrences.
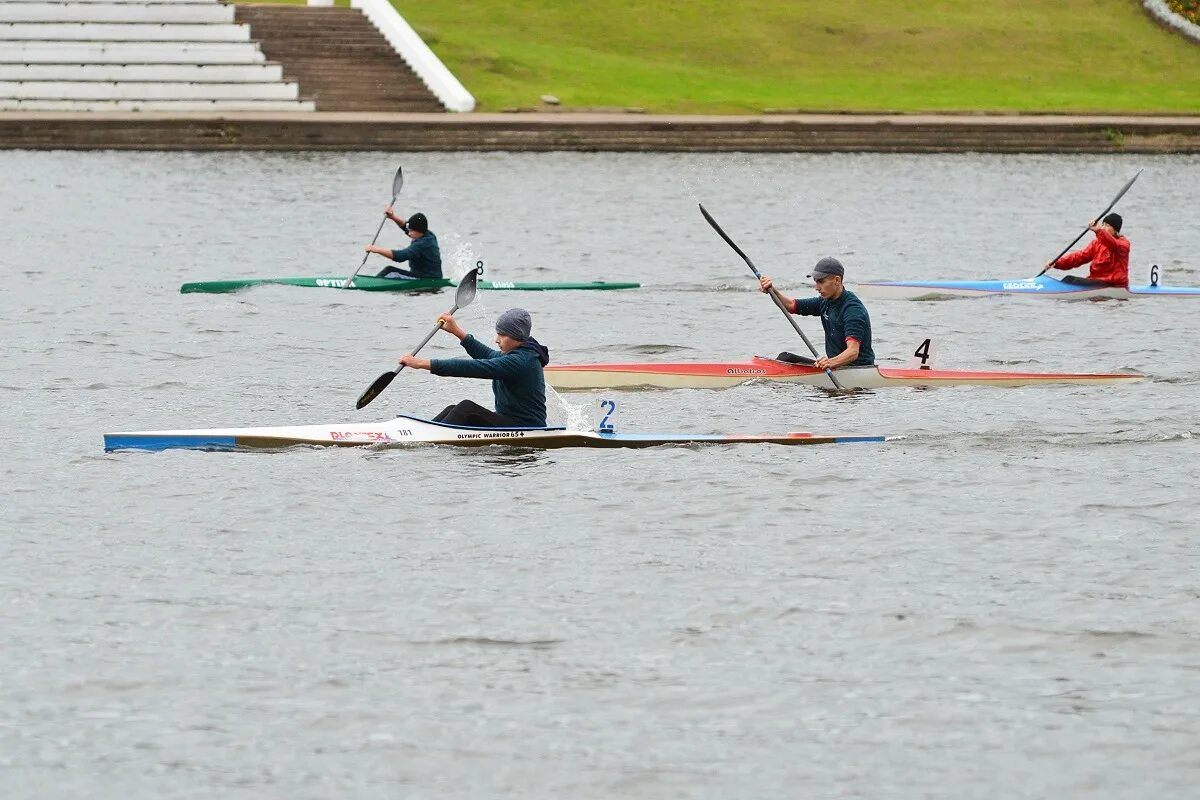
[544,357,1144,391]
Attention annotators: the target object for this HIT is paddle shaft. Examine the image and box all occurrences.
[354,308,455,409]
[355,264,481,409]
[343,166,405,289]
[1036,169,1142,278]
[698,204,844,390]
[342,202,397,289]
[396,303,461,375]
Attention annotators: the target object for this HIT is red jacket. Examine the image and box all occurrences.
[1053,227,1130,287]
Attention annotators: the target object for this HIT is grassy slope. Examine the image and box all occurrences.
[391,0,1200,113]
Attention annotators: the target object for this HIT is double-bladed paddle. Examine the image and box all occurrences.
[341,166,405,289]
[355,264,482,410]
[1035,169,1142,278]
[698,203,844,390]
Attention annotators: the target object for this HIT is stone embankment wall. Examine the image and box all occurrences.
[2,112,1199,152]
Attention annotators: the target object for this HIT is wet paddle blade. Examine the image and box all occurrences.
[390,165,404,197]
[454,263,481,308]
[356,370,396,410]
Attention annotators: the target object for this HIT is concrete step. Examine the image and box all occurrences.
[0,22,250,40]
[229,21,378,30]
[0,3,234,23]
[0,40,266,62]
[0,78,300,99]
[0,97,314,109]
[232,4,444,112]
[0,62,283,81]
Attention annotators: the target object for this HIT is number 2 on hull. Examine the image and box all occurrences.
[598,399,616,433]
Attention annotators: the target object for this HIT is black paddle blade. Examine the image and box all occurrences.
[355,370,396,410]
[698,203,759,276]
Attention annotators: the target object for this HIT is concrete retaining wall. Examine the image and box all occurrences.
[2,112,1199,152]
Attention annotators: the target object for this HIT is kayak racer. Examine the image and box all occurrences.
[1044,213,1129,288]
[364,209,442,280]
[398,308,551,427]
[758,257,875,369]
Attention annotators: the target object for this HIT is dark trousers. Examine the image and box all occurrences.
[433,399,518,428]
[1061,275,1112,287]
[775,351,816,365]
[376,266,422,279]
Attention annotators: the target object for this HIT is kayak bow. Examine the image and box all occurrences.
[104,413,894,452]
[544,357,1144,390]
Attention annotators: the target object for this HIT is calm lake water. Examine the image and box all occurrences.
[2,150,1199,799]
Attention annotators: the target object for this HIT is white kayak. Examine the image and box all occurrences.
[103,413,896,452]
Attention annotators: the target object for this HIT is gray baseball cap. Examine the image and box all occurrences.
[807,257,845,279]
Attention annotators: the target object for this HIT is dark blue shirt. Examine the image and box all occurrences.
[429,335,550,427]
[793,289,875,366]
[390,231,442,278]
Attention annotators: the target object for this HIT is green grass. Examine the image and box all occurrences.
[389,0,1200,113]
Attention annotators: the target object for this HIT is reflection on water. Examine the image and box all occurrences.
[446,446,552,477]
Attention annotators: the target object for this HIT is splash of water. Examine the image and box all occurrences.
[545,384,590,431]
[449,239,481,276]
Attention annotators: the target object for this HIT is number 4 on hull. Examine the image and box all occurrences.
[906,337,941,370]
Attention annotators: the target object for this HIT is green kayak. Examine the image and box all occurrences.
[180,275,640,294]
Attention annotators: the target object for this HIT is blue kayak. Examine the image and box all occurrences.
[853,274,1200,300]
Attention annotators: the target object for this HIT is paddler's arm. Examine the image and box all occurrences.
[386,242,419,263]
[430,349,526,380]
[385,206,407,230]
[758,275,801,313]
[396,313,470,371]
[1090,223,1129,256]
[1047,232,1100,271]
[815,339,859,371]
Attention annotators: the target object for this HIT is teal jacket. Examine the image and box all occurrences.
[793,289,875,366]
[430,335,551,427]
[389,231,442,278]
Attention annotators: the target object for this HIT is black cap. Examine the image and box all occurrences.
[1102,213,1122,232]
[405,212,428,233]
[807,256,845,279]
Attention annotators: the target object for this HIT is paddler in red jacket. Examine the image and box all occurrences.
[1045,213,1130,287]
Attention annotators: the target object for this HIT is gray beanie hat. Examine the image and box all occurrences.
[495,307,532,341]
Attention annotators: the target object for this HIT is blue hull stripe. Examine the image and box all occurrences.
[105,434,238,452]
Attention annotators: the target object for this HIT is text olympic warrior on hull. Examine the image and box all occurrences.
[398,308,551,428]
[758,257,875,370]
[1044,213,1130,288]
[364,209,443,280]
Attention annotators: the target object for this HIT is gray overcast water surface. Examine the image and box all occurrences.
[2,151,1199,799]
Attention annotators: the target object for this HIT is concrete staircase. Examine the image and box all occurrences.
[232,4,443,112]
[0,0,313,110]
